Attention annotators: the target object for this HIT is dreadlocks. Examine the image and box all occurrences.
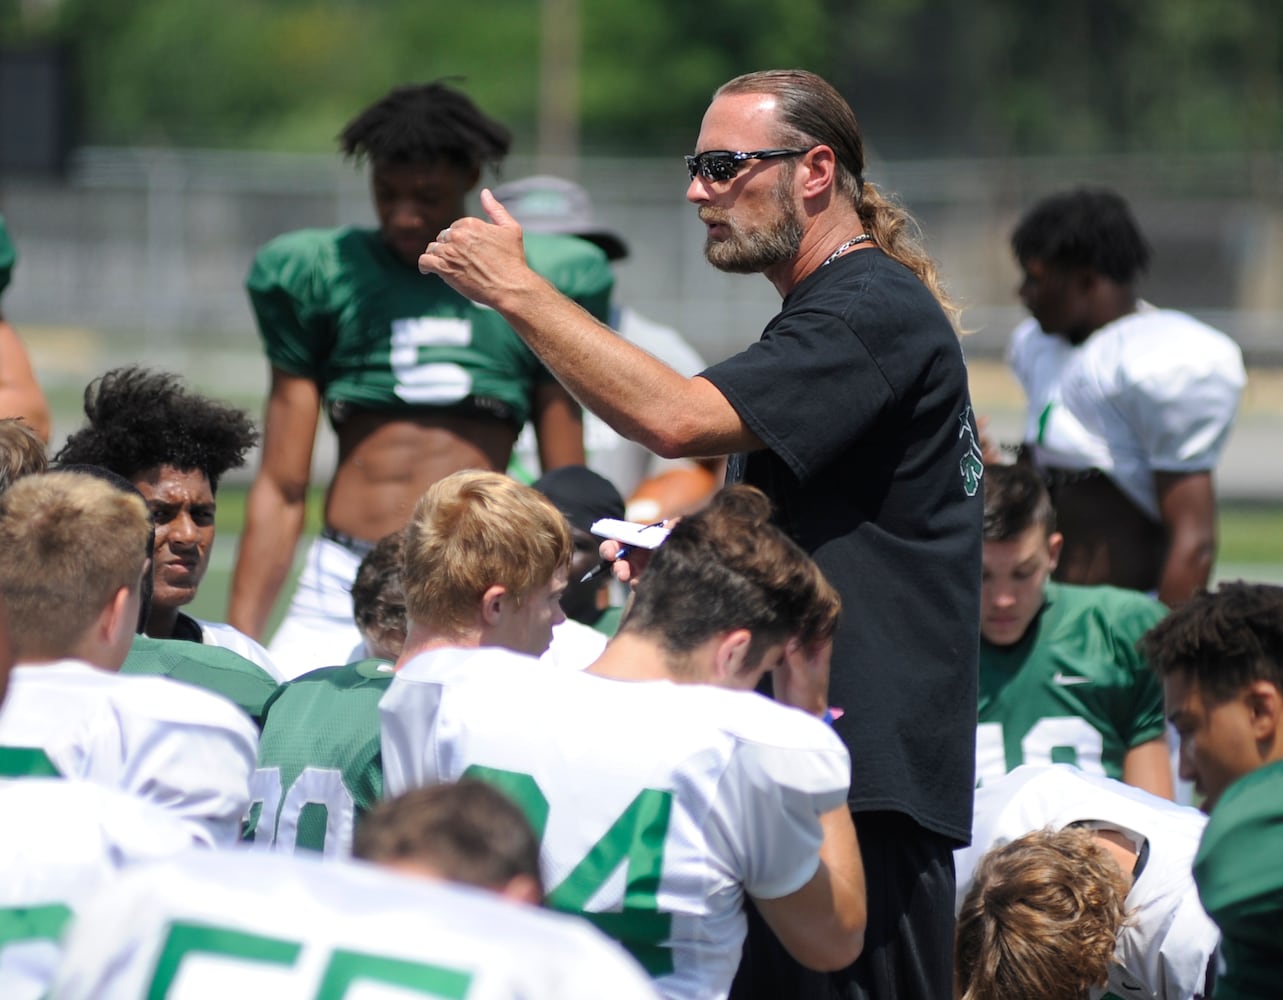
[339,80,511,172]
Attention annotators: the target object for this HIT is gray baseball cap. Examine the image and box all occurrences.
[492,175,629,261]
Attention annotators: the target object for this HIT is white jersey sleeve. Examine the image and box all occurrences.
[1007,307,1244,520]
[703,727,847,900]
[957,765,1219,999]
[0,780,195,1000]
[197,618,286,681]
[0,662,258,845]
[51,849,660,1000]
[1090,308,1244,473]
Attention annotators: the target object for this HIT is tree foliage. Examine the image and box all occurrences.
[0,0,1278,155]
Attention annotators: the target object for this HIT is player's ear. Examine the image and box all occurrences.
[497,873,544,907]
[712,629,753,682]
[480,585,508,628]
[1047,531,1064,569]
[87,584,137,663]
[1246,679,1283,745]
[104,585,135,642]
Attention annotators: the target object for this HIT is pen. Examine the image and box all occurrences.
[580,550,629,584]
[579,520,666,584]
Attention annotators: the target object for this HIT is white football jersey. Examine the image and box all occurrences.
[540,617,607,670]
[0,779,195,1000]
[50,848,661,999]
[0,660,258,845]
[196,618,285,681]
[956,765,1219,1000]
[1009,304,1244,520]
[381,647,851,1000]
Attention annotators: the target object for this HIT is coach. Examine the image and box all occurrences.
[419,69,981,1000]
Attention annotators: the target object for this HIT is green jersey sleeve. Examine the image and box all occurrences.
[0,215,16,298]
[121,635,279,727]
[246,228,341,380]
[1099,588,1168,747]
[1194,760,1283,1000]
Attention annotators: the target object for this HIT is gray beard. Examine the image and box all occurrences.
[703,176,804,274]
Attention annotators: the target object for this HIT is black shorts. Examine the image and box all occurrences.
[729,810,958,1000]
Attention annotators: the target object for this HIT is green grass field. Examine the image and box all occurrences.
[186,490,1283,639]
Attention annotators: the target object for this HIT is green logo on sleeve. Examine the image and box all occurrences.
[958,407,984,497]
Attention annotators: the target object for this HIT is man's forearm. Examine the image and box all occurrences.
[496,276,700,453]
[1157,540,1214,606]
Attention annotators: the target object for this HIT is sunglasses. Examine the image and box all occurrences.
[684,148,812,183]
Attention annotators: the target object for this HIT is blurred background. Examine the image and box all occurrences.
[2,0,1281,617]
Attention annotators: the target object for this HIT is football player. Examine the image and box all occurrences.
[976,463,1172,796]
[381,485,866,999]
[1144,582,1283,999]
[249,471,570,856]
[0,470,257,844]
[954,764,1219,999]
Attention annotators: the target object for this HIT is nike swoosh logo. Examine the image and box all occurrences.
[1053,672,1093,686]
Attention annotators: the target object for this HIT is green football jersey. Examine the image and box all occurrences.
[976,581,1167,784]
[1194,759,1283,1000]
[0,214,15,296]
[121,635,279,727]
[247,227,612,427]
[248,658,392,857]
[593,605,625,637]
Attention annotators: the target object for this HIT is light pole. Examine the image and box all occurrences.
[537,0,580,174]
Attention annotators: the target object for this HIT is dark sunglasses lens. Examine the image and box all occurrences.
[704,154,738,181]
[687,153,740,182]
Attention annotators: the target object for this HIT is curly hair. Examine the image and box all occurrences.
[352,528,407,658]
[339,80,511,172]
[1141,580,1283,704]
[54,366,258,492]
[1011,187,1151,285]
[955,826,1132,1000]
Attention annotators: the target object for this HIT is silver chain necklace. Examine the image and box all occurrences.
[821,233,875,268]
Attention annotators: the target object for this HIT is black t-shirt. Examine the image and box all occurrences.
[702,248,982,845]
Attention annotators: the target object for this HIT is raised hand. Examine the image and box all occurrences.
[417,189,536,310]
